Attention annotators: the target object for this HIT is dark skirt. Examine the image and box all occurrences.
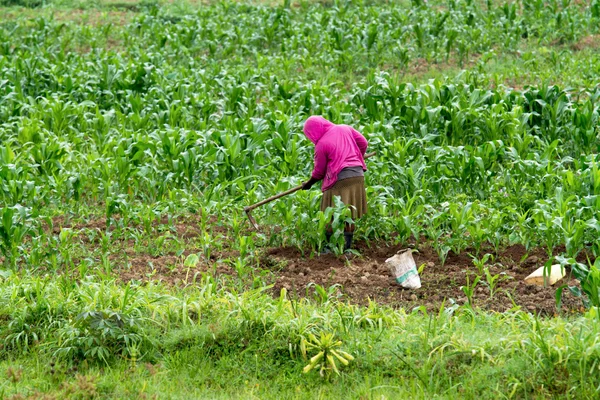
[320,176,367,220]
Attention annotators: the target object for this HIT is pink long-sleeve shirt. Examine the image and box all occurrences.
[303,116,368,192]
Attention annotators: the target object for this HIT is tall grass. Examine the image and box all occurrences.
[1,272,599,397]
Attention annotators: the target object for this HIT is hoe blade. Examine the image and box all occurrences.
[244,208,260,231]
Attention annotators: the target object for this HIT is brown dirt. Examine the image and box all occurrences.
[54,10,134,26]
[497,79,526,92]
[48,214,586,316]
[571,35,600,52]
[116,252,237,286]
[49,213,221,235]
[267,243,584,316]
[385,52,482,80]
[1,8,134,26]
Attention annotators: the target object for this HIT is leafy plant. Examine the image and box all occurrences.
[556,255,600,310]
[469,253,494,275]
[0,205,34,267]
[53,310,145,364]
[307,283,342,305]
[300,331,354,378]
[482,266,508,299]
[461,273,481,308]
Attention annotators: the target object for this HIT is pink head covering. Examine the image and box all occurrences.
[303,116,335,144]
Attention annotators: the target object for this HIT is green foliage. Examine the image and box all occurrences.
[461,272,480,307]
[52,310,145,364]
[557,255,600,309]
[0,275,600,397]
[0,0,48,7]
[0,1,599,396]
[0,2,599,265]
[0,205,34,267]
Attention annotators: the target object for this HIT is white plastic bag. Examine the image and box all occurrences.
[385,249,421,290]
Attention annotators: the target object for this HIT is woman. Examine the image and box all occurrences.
[301,115,368,252]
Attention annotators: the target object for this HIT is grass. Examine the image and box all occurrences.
[1,274,599,399]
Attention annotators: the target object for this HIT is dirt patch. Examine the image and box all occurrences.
[54,9,134,26]
[571,35,600,52]
[269,243,584,316]
[117,253,237,286]
[47,213,585,315]
[49,213,221,235]
[1,8,135,26]
[385,52,482,79]
[498,78,526,92]
[106,235,584,318]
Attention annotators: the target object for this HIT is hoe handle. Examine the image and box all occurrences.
[244,185,303,213]
[243,151,376,213]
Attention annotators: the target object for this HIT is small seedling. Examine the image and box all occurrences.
[483,266,509,298]
[469,253,494,275]
[461,272,481,307]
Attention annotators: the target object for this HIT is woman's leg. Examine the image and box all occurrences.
[344,222,355,251]
[326,224,333,243]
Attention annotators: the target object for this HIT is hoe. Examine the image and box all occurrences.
[244,152,376,230]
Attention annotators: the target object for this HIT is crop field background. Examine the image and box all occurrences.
[1,0,600,398]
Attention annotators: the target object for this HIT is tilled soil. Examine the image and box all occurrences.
[116,240,583,316]
[49,215,585,315]
[267,242,583,315]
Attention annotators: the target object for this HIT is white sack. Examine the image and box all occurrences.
[385,249,421,290]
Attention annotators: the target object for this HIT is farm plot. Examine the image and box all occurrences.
[44,213,584,314]
[1,0,600,398]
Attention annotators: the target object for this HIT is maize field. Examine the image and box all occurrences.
[1,0,600,398]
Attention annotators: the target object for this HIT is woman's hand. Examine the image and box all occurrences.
[302,177,319,190]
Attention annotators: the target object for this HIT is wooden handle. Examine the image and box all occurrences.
[244,185,303,212]
[244,151,376,212]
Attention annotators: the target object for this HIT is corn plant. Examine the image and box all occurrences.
[556,255,600,310]
[1,0,600,335]
[0,205,33,268]
[461,273,481,308]
[469,253,494,276]
[482,267,508,299]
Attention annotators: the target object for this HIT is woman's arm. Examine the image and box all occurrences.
[301,176,320,190]
[311,144,328,180]
[302,144,327,190]
[351,127,368,156]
